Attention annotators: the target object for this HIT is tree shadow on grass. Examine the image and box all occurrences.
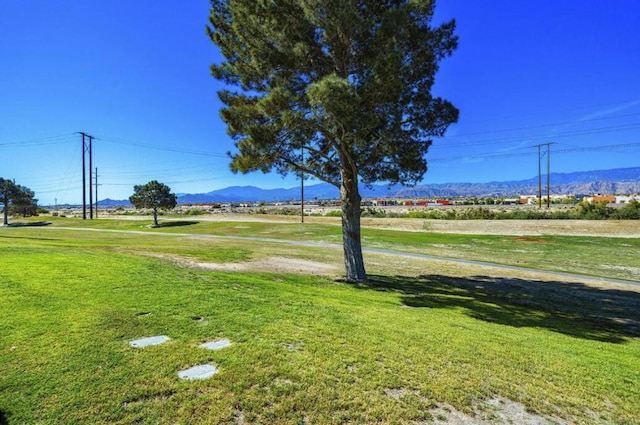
[0,234,58,241]
[151,221,199,228]
[360,274,640,343]
[0,410,8,425]
[6,221,51,227]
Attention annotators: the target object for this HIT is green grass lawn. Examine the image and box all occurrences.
[38,216,640,282]
[1,220,639,424]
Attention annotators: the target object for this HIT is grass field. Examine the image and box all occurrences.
[1,217,639,424]
[43,216,640,282]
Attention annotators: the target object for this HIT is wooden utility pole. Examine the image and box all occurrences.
[77,132,95,219]
[88,135,94,219]
[534,142,554,209]
[547,143,552,208]
[80,132,87,219]
[537,144,542,208]
[95,167,99,218]
[300,147,305,223]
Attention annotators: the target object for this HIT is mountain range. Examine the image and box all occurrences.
[99,167,640,206]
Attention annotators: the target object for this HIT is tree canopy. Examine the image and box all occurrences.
[1,178,38,226]
[129,180,177,226]
[207,0,458,281]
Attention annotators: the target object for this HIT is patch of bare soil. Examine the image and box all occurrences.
[142,252,341,276]
[196,256,341,275]
[382,389,573,424]
[424,397,572,425]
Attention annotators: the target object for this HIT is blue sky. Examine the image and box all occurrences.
[1,1,639,205]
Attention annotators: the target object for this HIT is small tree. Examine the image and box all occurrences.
[129,180,177,226]
[11,185,38,218]
[1,178,37,226]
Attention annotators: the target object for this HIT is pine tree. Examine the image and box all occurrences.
[129,180,177,226]
[207,0,458,282]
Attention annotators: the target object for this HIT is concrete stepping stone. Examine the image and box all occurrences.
[199,339,232,350]
[129,335,170,348]
[178,364,218,380]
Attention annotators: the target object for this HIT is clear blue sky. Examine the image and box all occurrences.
[1,0,639,205]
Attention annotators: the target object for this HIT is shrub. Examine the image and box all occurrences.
[404,211,430,219]
[575,201,611,219]
[612,200,640,219]
[187,208,206,216]
[324,210,342,217]
[361,207,387,218]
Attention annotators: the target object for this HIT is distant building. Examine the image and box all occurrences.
[614,195,640,203]
[586,195,616,204]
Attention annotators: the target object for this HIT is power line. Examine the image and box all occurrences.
[443,112,640,140]
[0,134,75,147]
[100,136,228,158]
[99,163,219,178]
[555,142,640,153]
[101,176,232,187]
[429,141,640,164]
[443,122,640,148]
[51,142,82,204]
[443,98,640,132]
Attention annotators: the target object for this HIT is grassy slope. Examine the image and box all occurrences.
[1,224,640,424]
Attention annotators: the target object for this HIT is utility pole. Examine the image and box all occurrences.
[534,142,554,209]
[88,135,94,219]
[80,132,87,219]
[300,148,305,223]
[537,144,542,208]
[76,132,95,219]
[547,143,552,208]
[95,167,99,218]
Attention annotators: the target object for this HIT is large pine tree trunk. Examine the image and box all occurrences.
[340,172,367,282]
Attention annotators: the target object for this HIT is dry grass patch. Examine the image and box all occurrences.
[425,397,572,425]
[191,256,341,275]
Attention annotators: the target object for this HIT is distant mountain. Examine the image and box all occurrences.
[177,184,340,204]
[391,167,640,198]
[98,198,131,207]
[99,167,640,205]
[176,182,409,204]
